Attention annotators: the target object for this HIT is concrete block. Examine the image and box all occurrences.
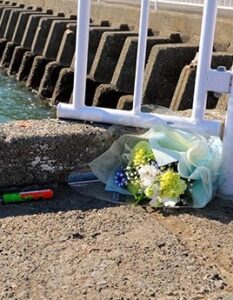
[70,54,75,69]
[93,84,125,108]
[51,67,74,105]
[170,64,195,111]
[38,25,77,98]
[0,2,18,18]
[142,44,198,107]
[117,95,133,110]
[42,20,76,61]
[12,9,44,46]
[26,55,49,89]
[216,94,228,112]
[65,23,76,32]
[0,5,24,38]
[7,12,53,74]
[56,24,76,67]
[1,41,15,68]
[214,41,231,52]
[4,8,37,41]
[99,20,110,27]
[38,61,62,98]
[111,36,175,94]
[21,11,52,50]
[7,45,25,75]
[31,16,69,56]
[0,38,7,59]
[170,52,233,110]
[38,25,128,100]
[17,50,34,81]
[0,4,17,20]
[89,31,138,84]
[87,25,128,73]
[24,18,75,87]
[0,8,37,66]
[85,76,101,106]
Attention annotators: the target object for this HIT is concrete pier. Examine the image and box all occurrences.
[0,0,231,188]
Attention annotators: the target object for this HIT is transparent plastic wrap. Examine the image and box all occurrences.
[69,107,222,208]
[68,172,133,205]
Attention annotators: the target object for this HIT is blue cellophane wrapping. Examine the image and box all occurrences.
[89,125,222,208]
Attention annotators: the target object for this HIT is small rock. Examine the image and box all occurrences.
[91,232,101,238]
[186,265,197,272]
[157,241,166,248]
[69,232,84,240]
[214,280,226,290]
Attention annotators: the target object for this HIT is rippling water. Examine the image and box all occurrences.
[0,70,56,123]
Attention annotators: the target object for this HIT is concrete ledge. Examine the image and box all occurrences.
[0,109,225,189]
[0,119,126,188]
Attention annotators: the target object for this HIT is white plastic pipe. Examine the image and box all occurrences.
[58,103,221,135]
[132,0,150,113]
[218,77,233,198]
[73,0,91,109]
[192,0,218,122]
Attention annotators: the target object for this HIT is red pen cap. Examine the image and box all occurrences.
[20,189,54,200]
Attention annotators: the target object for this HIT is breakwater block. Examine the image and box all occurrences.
[51,67,74,104]
[93,84,126,108]
[1,41,15,68]
[89,31,138,84]
[142,44,198,107]
[117,95,133,110]
[26,56,49,89]
[171,52,233,110]
[17,50,34,81]
[111,35,180,94]
[87,25,129,73]
[0,5,24,38]
[8,46,26,75]
[38,61,62,98]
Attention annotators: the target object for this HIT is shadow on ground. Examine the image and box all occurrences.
[158,197,233,225]
[0,184,118,219]
[0,184,233,225]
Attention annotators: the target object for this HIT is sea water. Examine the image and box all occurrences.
[0,70,55,123]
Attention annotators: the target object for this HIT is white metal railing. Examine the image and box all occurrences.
[58,0,233,197]
[155,0,233,10]
[97,0,233,10]
[58,0,222,133]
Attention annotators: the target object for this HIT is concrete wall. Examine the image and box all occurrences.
[13,0,77,16]
[11,1,233,46]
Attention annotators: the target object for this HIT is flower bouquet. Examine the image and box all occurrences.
[89,125,222,208]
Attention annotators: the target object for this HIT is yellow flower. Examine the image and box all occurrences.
[131,141,154,166]
[159,170,187,198]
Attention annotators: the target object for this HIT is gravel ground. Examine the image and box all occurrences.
[0,184,232,300]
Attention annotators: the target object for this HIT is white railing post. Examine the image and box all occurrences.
[192,0,218,123]
[218,71,233,197]
[73,0,91,109]
[154,0,158,9]
[133,0,150,113]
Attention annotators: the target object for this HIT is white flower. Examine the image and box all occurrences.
[150,197,179,208]
[161,197,179,207]
[138,165,160,189]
